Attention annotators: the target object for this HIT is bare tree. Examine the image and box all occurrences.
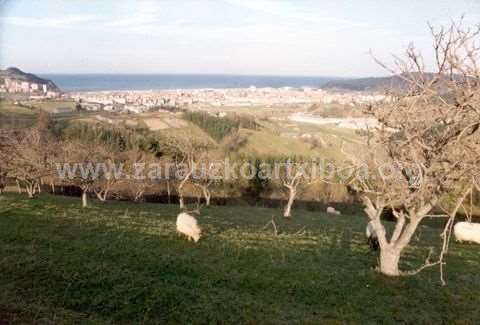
[279,158,326,218]
[0,130,14,194]
[8,113,60,198]
[62,140,110,208]
[279,160,307,218]
[175,153,194,209]
[120,149,155,202]
[350,19,480,279]
[192,151,223,207]
[2,123,61,197]
[163,134,211,209]
[92,146,119,202]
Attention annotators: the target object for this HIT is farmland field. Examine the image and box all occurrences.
[0,193,479,324]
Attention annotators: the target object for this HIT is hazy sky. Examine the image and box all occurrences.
[1,0,480,77]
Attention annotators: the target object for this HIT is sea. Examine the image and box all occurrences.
[38,74,341,92]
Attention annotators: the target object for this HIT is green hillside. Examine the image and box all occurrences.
[0,194,479,324]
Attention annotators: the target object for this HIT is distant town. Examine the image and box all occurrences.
[0,67,387,117]
[70,88,387,114]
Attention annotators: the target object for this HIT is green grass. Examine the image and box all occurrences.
[0,100,76,114]
[28,100,77,112]
[0,194,479,324]
[247,119,365,160]
[238,129,318,157]
[0,101,36,115]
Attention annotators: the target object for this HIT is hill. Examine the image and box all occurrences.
[322,75,406,91]
[0,193,479,323]
[0,67,61,94]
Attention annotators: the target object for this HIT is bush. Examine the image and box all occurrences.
[183,111,259,141]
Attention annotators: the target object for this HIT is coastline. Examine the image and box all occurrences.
[38,73,343,93]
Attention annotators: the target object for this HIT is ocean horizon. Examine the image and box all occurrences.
[38,73,344,92]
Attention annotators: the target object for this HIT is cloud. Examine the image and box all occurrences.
[103,0,162,28]
[1,15,97,28]
[222,0,365,28]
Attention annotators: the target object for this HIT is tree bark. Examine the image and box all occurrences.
[95,191,106,201]
[167,180,171,204]
[202,187,211,207]
[25,182,35,198]
[394,218,421,251]
[35,182,41,194]
[179,195,185,209]
[379,247,401,276]
[134,189,144,202]
[283,189,296,218]
[95,189,109,202]
[82,190,88,208]
[177,169,192,209]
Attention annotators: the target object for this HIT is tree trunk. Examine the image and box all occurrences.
[134,189,144,202]
[82,190,88,208]
[95,189,109,202]
[25,182,34,198]
[179,195,185,209]
[177,169,192,210]
[379,247,401,276]
[205,192,211,207]
[95,191,106,201]
[16,180,22,194]
[167,180,171,204]
[203,188,211,207]
[50,182,55,194]
[283,189,296,218]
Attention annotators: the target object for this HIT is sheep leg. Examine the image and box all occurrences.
[368,237,379,251]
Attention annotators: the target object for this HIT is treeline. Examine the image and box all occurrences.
[183,111,259,141]
[0,112,357,211]
[60,121,166,156]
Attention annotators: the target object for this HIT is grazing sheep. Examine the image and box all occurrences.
[176,212,201,243]
[454,222,480,244]
[366,221,385,251]
[326,206,341,215]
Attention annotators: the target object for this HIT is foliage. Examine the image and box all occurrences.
[62,121,155,153]
[242,158,271,199]
[183,111,258,141]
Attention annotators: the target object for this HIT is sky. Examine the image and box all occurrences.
[1,0,480,77]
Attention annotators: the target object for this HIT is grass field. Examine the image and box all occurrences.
[1,194,479,324]
[27,100,77,112]
[0,101,35,115]
[0,99,77,114]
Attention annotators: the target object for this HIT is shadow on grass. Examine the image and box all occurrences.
[0,193,479,324]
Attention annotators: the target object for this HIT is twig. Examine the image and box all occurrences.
[262,216,278,236]
[400,248,442,276]
[293,226,306,235]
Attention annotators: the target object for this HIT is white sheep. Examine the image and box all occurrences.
[176,212,201,243]
[326,206,341,215]
[454,222,480,245]
[366,220,385,251]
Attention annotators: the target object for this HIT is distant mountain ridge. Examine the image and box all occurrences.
[0,67,61,93]
[322,75,407,91]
